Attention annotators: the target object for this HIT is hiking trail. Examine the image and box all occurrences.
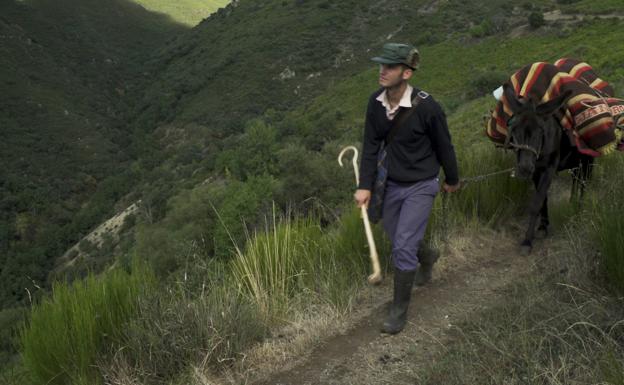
[242,225,552,385]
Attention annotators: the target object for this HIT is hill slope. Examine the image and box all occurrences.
[0,0,188,307]
[3,0,624,382]
[131,0,229,25]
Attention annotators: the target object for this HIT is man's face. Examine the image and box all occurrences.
[378,63,412,88]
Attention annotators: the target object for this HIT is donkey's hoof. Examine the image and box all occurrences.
[520,241,532,256]
[536,225,549,239]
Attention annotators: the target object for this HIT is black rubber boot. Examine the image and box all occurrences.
[381,268,417,334]
[414,243,440,287]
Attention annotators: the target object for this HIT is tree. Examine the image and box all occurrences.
[528,12,545,29]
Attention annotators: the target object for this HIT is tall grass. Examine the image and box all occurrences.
[20,264,154,385]
[231,206,390,323]
[231,212,323,322]
[449,146,529,225]
[107,275,267,384]
[100,206,388,383]
[589,155,624,292]
[418,277,624,384]
[417,216,624,385]
[422,96,532,234]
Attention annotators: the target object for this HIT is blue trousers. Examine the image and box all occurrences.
[382,177,439,271]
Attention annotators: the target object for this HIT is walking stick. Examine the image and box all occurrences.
[338,146,382,285]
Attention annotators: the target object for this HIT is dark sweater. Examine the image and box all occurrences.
[358,87,459,190]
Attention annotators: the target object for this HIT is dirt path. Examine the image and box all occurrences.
[543,10,624,22]
[252,228,545,385]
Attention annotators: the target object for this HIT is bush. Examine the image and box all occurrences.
[0,307,26,369]
[468,70,509,98]
[469,19,494,38]
[100,205,390,383]
[231,209,327,322]
[528,11,545,29]
[109,279,267,383]
[231,205,390,322]
[20,263,154,385]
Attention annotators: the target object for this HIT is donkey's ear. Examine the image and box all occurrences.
[503,82,522,113]
[536,89,573,116]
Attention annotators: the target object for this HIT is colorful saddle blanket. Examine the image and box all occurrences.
[486,58,624,156]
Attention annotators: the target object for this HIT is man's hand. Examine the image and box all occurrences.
[442,182,461,193]
[354,189,371,208]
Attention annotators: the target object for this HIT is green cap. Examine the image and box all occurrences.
[371,43,420,70]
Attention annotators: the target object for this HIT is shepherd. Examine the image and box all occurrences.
[354,43,460,334]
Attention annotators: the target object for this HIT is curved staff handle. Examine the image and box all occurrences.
[338,146,382,285]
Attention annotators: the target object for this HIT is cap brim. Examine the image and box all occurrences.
[371,56,401,64]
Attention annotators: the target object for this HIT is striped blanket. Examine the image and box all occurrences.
[486,58,624,156]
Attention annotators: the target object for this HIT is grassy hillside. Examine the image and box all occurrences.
[120,10,623,381]
[3,0,624,382]
[122,0,564,263]
[134,0,541,133]
[131,0,229,25]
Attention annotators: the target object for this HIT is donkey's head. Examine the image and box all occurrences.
[503,83,571,179]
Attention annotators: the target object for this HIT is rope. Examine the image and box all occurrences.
[505,142,540,157]
[438,166,515,247]
[459,167,516,186]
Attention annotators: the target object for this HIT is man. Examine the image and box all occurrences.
[354,43,460,334]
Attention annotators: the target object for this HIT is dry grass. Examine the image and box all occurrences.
[415,199,624,385]
[198,303,352,384]
[192,223,524,385]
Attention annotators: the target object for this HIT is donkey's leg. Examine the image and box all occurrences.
[522,167,556,255]
[537,195,549,237]
[578,156,594,201]
[570,166,580,203]
[532,172,549,237]
[571,156,593,209]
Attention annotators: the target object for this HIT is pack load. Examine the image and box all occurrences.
[486,58,624,156]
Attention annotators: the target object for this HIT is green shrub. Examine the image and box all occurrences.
[113,278,266,382]
[231,205,390,322]
[20,263,154,385]
[468,70,509,98]
[469,19,494,38]
[449,146,529,224]
[0,307,26,369]
[528,11,545,29]
[231,209,325,321]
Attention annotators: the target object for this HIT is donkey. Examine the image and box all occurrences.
[502,84,594,255]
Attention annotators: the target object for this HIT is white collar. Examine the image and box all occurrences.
[376,84,413,110]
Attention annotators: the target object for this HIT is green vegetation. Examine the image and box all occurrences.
[417,157,624,383]
[110,263,266,383]
[131,0,228,25]
[3,0,624,383]
[590,156,624,293]
[18,206,389,384]
[20,263,154,385]
[529,11,546,28]
[0,0,187,308]
[231,207,390,322]
[559,0,624,13]
[418,259,624,384]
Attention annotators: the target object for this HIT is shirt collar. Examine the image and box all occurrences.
[376,84,413,109]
